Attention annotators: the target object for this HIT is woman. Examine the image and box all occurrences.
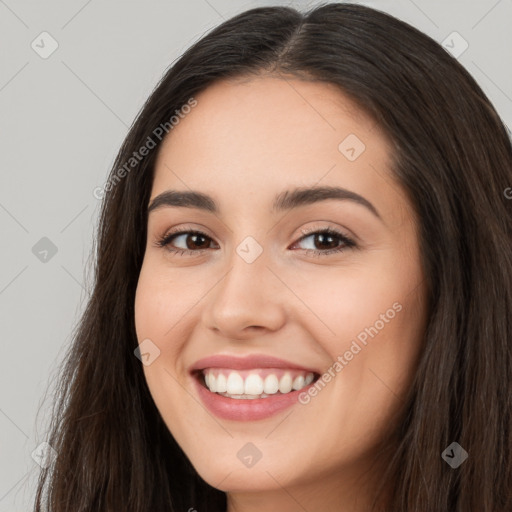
[34,3,512,511]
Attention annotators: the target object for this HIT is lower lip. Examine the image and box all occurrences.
[192,374,312,421]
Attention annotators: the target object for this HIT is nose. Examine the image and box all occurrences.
[201,244,288,340]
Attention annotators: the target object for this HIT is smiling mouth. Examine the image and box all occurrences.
[193,368,321,399]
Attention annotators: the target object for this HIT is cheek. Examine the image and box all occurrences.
[134,263,200,346]
[290,261,411,347]
[134,266,198,441]
[293,257,425,420]
[134,265,187,403]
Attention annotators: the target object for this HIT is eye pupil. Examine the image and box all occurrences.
[315,233,338,250]
[188,233,208,249]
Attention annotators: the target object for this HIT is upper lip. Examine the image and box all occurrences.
[190,354,321,374]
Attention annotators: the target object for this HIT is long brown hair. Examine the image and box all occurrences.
[33,3,512,511]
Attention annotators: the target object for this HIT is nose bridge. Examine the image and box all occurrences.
[203,233,287,337]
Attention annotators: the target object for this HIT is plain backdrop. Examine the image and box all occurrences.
[0,0,511,509]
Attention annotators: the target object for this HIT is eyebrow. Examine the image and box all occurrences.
[147,186,382,221]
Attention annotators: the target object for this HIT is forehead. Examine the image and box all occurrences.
[151,75,411,225]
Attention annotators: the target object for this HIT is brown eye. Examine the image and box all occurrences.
[156,230,217,255]
[293,228,356,256]
[155,227,356,257]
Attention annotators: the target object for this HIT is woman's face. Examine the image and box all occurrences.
[135,76,428,508]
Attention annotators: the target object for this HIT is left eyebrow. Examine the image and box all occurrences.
[147,185,382,222]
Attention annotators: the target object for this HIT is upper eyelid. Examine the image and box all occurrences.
[161,225,350,239]
[158,225,356,250]
[160,220,354,239]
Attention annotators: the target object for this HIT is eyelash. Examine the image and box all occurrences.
[154,226,356,257]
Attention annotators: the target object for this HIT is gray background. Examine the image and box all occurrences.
[1,0,511,509]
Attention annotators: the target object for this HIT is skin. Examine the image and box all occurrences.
[134,75,429,512]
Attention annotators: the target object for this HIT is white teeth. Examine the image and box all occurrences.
[209,374,217,392]
[292,375,305,391]
[226,372,245,395]
[263,374,279,394]
[219,392,271,399]
[202,369,316,398]
[279,373,293,393]
[216,373,227,393]
[244,374,264,395]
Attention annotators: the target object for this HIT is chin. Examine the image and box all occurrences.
[195,462,293,493]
